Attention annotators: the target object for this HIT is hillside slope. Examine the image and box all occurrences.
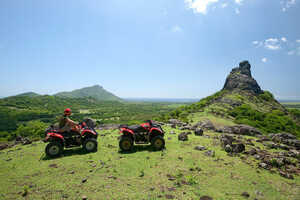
[14,92,40,98]
[55,85,122,101]
[1,128,299,200]
[159,61,300,137]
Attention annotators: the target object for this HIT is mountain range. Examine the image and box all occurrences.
[6,85,122,102]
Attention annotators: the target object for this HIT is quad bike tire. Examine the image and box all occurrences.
[151,135,165,151]
[83,138,98,152]
[119,135,133,151]
[45,142,63,157]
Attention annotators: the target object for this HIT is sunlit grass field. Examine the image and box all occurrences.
[0,126,299,200]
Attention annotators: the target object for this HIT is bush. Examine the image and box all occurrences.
[230,104,300,137]
[259,91,274,102]
[15,120,48,140]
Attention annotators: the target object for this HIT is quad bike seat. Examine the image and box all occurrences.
[128,125,143,132]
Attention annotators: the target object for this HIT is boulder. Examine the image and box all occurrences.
[220,125,261,136]
[168,119,184,126]
[194,145,206,151]
[224,144,232,153]
[279,171,294,179]
[0,143,9,151]
[169,131,176,135]
[192,120,215,131]
[22,138,32,145]
[194,128,204,136]
[204,150,215,157]
[270,133,300,149]
[220,134,234,148]
[178,132,188,141]
[231,143,245,153]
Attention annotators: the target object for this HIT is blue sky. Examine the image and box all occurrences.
[0,0,299,99]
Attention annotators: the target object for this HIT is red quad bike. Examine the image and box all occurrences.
[119,120,165,151]
[44,119,98,157]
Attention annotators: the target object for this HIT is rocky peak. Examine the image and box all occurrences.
[223,61,263,94]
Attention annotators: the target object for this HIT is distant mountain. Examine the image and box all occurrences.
[54,85,122,101]
[15,92,40,98]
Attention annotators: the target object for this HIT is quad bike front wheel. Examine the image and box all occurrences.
[119,136,133,151]
[151,136,165,151]
[45,142,63,157]
[83,138,98,152]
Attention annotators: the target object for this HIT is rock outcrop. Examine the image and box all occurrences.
[223,61,263,94]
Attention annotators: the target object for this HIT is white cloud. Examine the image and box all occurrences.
[235,0,244,5]
[184,0,219,14]
[264,38,281,50]
[235,8,240,14]
[171,25,183,33]
[281,0,297,12]
[281,37,287,42]
[221,3,228,8]
[252,41,263,47]
[253,37,300,56]
[262,58,267,63]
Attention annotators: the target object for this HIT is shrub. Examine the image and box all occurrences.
[230,105,300,137]
[15,120,48,140]
[259,91,274,102]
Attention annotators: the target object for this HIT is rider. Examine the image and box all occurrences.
[59,108,80,134]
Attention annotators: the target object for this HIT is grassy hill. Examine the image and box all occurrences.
[55,85,122,102]
[1,127,299,199]
[15,92,40,98]
[0,95,185,141]
[158,61,300,137]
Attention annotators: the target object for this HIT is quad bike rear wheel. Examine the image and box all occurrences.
[151,135,165,151]
[45,142,63,157]
[83,138,98,152]
[119,136,133,151]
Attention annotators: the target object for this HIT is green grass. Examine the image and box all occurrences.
[0,126,299,200]
[189,111,236,127]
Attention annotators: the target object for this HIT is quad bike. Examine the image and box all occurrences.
[44,119,98,157]
[119,120,165,151]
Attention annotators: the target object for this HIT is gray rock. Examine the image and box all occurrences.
[192,120,215,131]
[194,128,204,136]
[224,144,232,153]
[204,150,215,157]
[200,196,213,200]
[194,145,206,151]
[169,131,176,135]
[223,61,263,94]
[231,143,245,153]
[279,171,294,179]
[220,134,234,147]
[241,192,250,198]
[178,132,188,141]
[221,125,261,136]
[288,150,300,158]
[254,154,261,160]
[259,162,268,169]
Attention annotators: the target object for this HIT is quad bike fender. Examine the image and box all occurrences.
[149,127,164,135]
[81,129,97,139]
[120,128,134,135]
[44,132,64,142]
